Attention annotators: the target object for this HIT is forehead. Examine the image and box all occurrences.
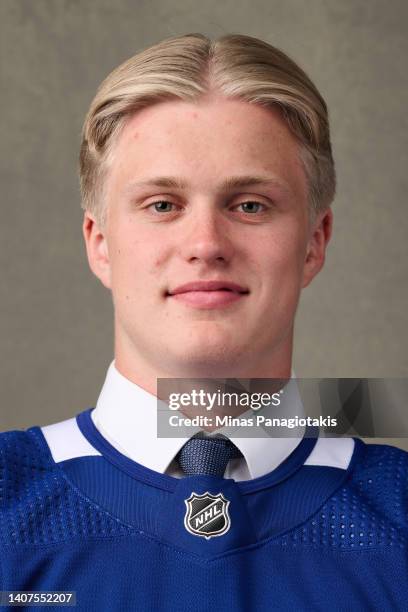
[107,96,307,199]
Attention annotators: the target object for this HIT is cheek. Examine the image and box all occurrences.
[254,236,307,308]
[109,233,167,299]
[278,224,309,274]
[258,231,306,276]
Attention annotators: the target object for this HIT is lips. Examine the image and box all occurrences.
[167,281,249,296]
[166,281,249,309]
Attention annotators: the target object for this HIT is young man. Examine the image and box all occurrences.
[1,33,407,610]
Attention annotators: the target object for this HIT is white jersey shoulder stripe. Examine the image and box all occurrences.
[40,417,355,471]
[41,417,101,463]
[304,436,355,470]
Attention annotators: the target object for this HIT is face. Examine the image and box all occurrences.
[83,96,332,384]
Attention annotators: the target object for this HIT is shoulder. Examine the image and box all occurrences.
[0,419,130,546]
[0,423,60,516]
[346,439,408,531]
[351,440,408,493]
[0,413,100,468]
[353,439,408,473]
[0,424,48,477]
[0,424,55,545]
[0,411,104,502]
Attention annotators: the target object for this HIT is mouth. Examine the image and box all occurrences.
[166,281,249,309]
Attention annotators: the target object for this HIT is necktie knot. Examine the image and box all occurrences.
[176,434,243,477]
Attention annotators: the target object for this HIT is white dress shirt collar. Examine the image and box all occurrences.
[91,360,306,480]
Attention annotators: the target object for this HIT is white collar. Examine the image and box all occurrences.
[91,360,306,480]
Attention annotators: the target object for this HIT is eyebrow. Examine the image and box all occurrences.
[122,175,292,196]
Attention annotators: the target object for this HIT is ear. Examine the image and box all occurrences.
[302,207,333,288]
[82,212,112,290]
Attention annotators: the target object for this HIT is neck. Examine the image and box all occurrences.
[114,330,293,397]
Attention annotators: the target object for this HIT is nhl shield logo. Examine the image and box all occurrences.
[184,492,231,539]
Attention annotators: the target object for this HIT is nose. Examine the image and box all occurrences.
[179,204,234,266]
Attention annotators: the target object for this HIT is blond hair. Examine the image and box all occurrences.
[79,33,335,227]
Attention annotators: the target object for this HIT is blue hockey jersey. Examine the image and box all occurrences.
[1,407,407,611]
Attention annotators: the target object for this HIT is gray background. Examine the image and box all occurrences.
[1,1,407,449]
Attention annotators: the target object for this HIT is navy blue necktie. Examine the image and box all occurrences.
[177,434,243,477]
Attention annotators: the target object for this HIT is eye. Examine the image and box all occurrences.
[235,201,266,214]
[148,200,177,213]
